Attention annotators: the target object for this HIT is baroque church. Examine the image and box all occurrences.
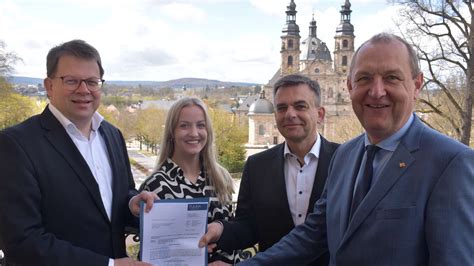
[245,0,357,156]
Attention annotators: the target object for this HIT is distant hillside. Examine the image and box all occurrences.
[10,76,258,89]
[158,77,257,89]
[10,76,43,85]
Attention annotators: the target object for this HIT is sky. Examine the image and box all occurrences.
[0,0,402,84]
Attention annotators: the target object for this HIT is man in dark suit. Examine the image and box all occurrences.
[0,40,155,266]
[233,33,474,265]
[200,74,338,265]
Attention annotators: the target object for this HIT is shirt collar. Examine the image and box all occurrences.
[166,158,206,185]
[364,113,414,152]
[48,103,104,134]
[284,133,321,159]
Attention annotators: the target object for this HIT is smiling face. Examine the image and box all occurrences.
[274,84,324,149]
[172,105,208,159]
[44,55,101,130]
[348,40,423,143]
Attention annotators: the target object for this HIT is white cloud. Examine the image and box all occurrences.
[1,0,400,83]
[351,0,383,3]
[249,0,289,17]
[159,3,208,23]
[352,5,400,47]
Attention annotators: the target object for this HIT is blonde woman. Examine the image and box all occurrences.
[140,97,235,263]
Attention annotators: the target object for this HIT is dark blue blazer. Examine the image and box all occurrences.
[218,136,338,266]
[0,107,138,266]
[241,115,474,266]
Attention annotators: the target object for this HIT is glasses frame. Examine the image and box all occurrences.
[51,76,105,92]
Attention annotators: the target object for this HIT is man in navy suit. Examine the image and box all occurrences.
[200,74,338,265]
[216,33,473,265]
[0,40,155,266]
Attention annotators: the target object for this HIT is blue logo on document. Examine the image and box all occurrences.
[188,204,207,211]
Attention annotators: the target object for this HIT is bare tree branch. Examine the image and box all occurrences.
[392,0,473,145]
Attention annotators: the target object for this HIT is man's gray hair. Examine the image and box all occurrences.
[273,74,322,106]
[349,32,421,78]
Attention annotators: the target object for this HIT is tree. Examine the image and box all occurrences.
[135,108,166,154]
[210,108,247,173]
[0,40,21,78]
[116,110,139,141]
[416,72,471,141]
[392,0,473,145]
[253,85,262,95]
[0,41,40,129]
[98,104,119,126]
[0,79,43,129]
[329,114,364,144]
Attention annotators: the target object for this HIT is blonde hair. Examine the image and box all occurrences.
[157,97,234,204]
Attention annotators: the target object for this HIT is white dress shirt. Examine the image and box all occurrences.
[49,104,113,221]
[353,114,415,197]
[284,134,321,225]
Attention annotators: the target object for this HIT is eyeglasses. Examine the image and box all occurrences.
[52,76,105,91]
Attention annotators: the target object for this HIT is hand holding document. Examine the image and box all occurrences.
[140,198,209,266]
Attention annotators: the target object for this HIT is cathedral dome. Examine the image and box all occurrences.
[248,91,274,115]
[336,0,354,36]
[336,22,354,36]
[300,36,332,61]
[282,23,300,36]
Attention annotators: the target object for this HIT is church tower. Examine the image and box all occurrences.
[333,0,354,75]
[280,0,300,75]
[300,14,332,75]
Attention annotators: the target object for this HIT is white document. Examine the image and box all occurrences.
[140,198,209,266]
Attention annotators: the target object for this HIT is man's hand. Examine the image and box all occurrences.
[198,222,224,253]
[129,191,158,217]
[114,257,153,266]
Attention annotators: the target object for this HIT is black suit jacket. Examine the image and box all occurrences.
[0,107,138,266]
[218,136,338,266]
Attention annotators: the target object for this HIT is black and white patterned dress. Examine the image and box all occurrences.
[140,158,234,263]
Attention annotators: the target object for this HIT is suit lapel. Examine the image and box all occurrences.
[338,139,365,234]
[99,123,121,223]
[273,144,294,226]
[342,116,423,242]
[343,144,415,239]
[307,137,332,214]
[40,107,110,222]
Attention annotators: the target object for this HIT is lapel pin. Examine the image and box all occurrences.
[399,162,406,168]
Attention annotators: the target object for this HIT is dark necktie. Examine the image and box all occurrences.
[350,145,380,220]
